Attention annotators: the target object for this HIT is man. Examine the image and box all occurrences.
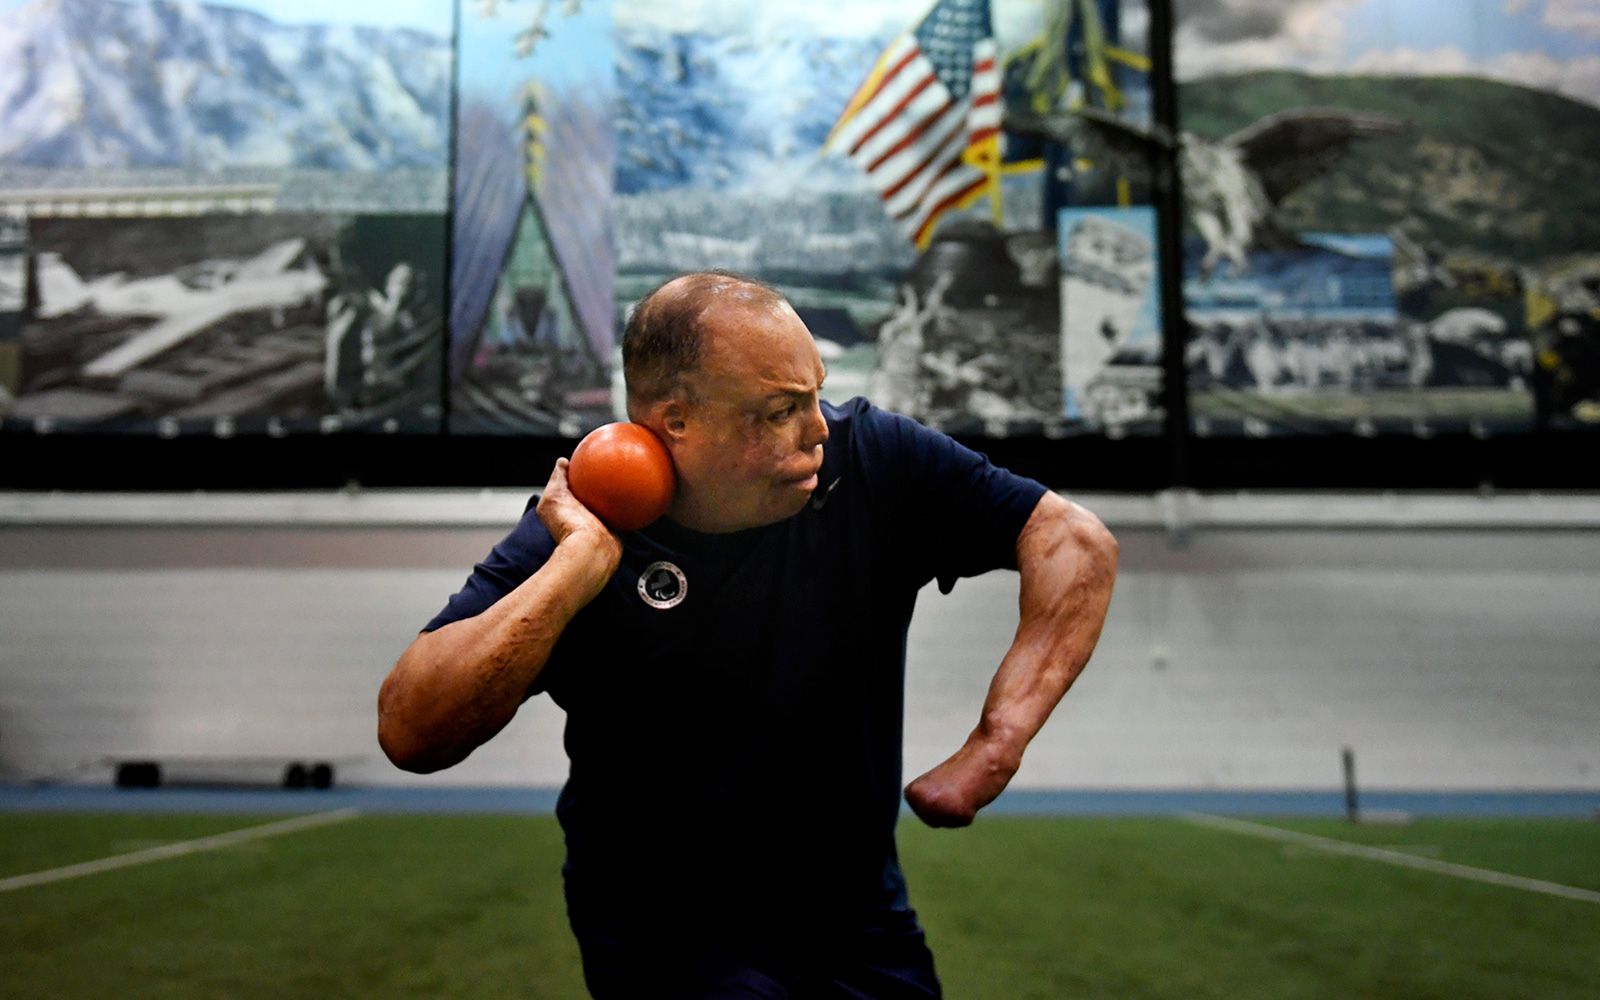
[378,271,1118,997]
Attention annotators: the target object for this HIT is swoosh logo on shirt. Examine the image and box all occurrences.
[811,476,842,510]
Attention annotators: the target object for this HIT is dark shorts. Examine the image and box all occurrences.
[566,895,943,999]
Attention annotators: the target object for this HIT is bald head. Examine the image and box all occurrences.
[621,270,789,420]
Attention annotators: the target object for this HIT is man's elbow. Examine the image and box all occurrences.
[378,719,448,774]
[1070,505,1118,578]
[1037,493,1118,579]
[377,673,459,774]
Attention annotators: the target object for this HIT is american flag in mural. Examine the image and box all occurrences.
[830,0,1001,249]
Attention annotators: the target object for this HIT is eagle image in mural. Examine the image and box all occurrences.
[1004,104,1413,278]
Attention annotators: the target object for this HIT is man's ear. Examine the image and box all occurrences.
[638,397,688,443]
[659,398,690,441]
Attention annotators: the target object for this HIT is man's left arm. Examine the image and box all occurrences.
[904,491,1118,827]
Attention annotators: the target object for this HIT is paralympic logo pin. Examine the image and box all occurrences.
[637,560,688,609]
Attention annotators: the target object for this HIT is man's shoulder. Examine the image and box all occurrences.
[821,395,922,447]
[821,396,898,484]
[822,395,873,429]
[824,395,965,465]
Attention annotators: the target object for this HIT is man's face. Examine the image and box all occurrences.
[661,300,829,533]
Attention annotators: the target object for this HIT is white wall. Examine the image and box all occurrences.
[908,526,1600,791]
[1,491,1597,791]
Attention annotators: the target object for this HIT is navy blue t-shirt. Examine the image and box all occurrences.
[423,397,1047,935]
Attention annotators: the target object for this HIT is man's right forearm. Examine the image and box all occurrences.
[378,532,618,772]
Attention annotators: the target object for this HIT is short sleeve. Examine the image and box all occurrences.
[422,493,556,634]
[849,400,1049,594]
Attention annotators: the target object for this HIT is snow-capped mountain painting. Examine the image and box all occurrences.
[0,0,450,170]
[614,23,888,195]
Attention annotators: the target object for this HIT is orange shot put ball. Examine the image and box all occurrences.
[566,422,676,531]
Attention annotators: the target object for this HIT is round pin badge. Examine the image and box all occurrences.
[637,560,688,609]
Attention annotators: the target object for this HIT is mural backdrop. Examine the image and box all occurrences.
[1172,0,1600,437]
[0,0,449,435]
[3,0,1597,448]
[447,0,1156,438]
[450,0,617,436]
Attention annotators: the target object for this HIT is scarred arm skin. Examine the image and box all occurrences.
[376,459,621,773]
[903,491,1119,827]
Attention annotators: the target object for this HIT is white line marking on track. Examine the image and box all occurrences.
[1182,812,1600,905]
[0,808,361,893]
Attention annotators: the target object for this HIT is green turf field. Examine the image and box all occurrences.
[2,813,1597,998]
